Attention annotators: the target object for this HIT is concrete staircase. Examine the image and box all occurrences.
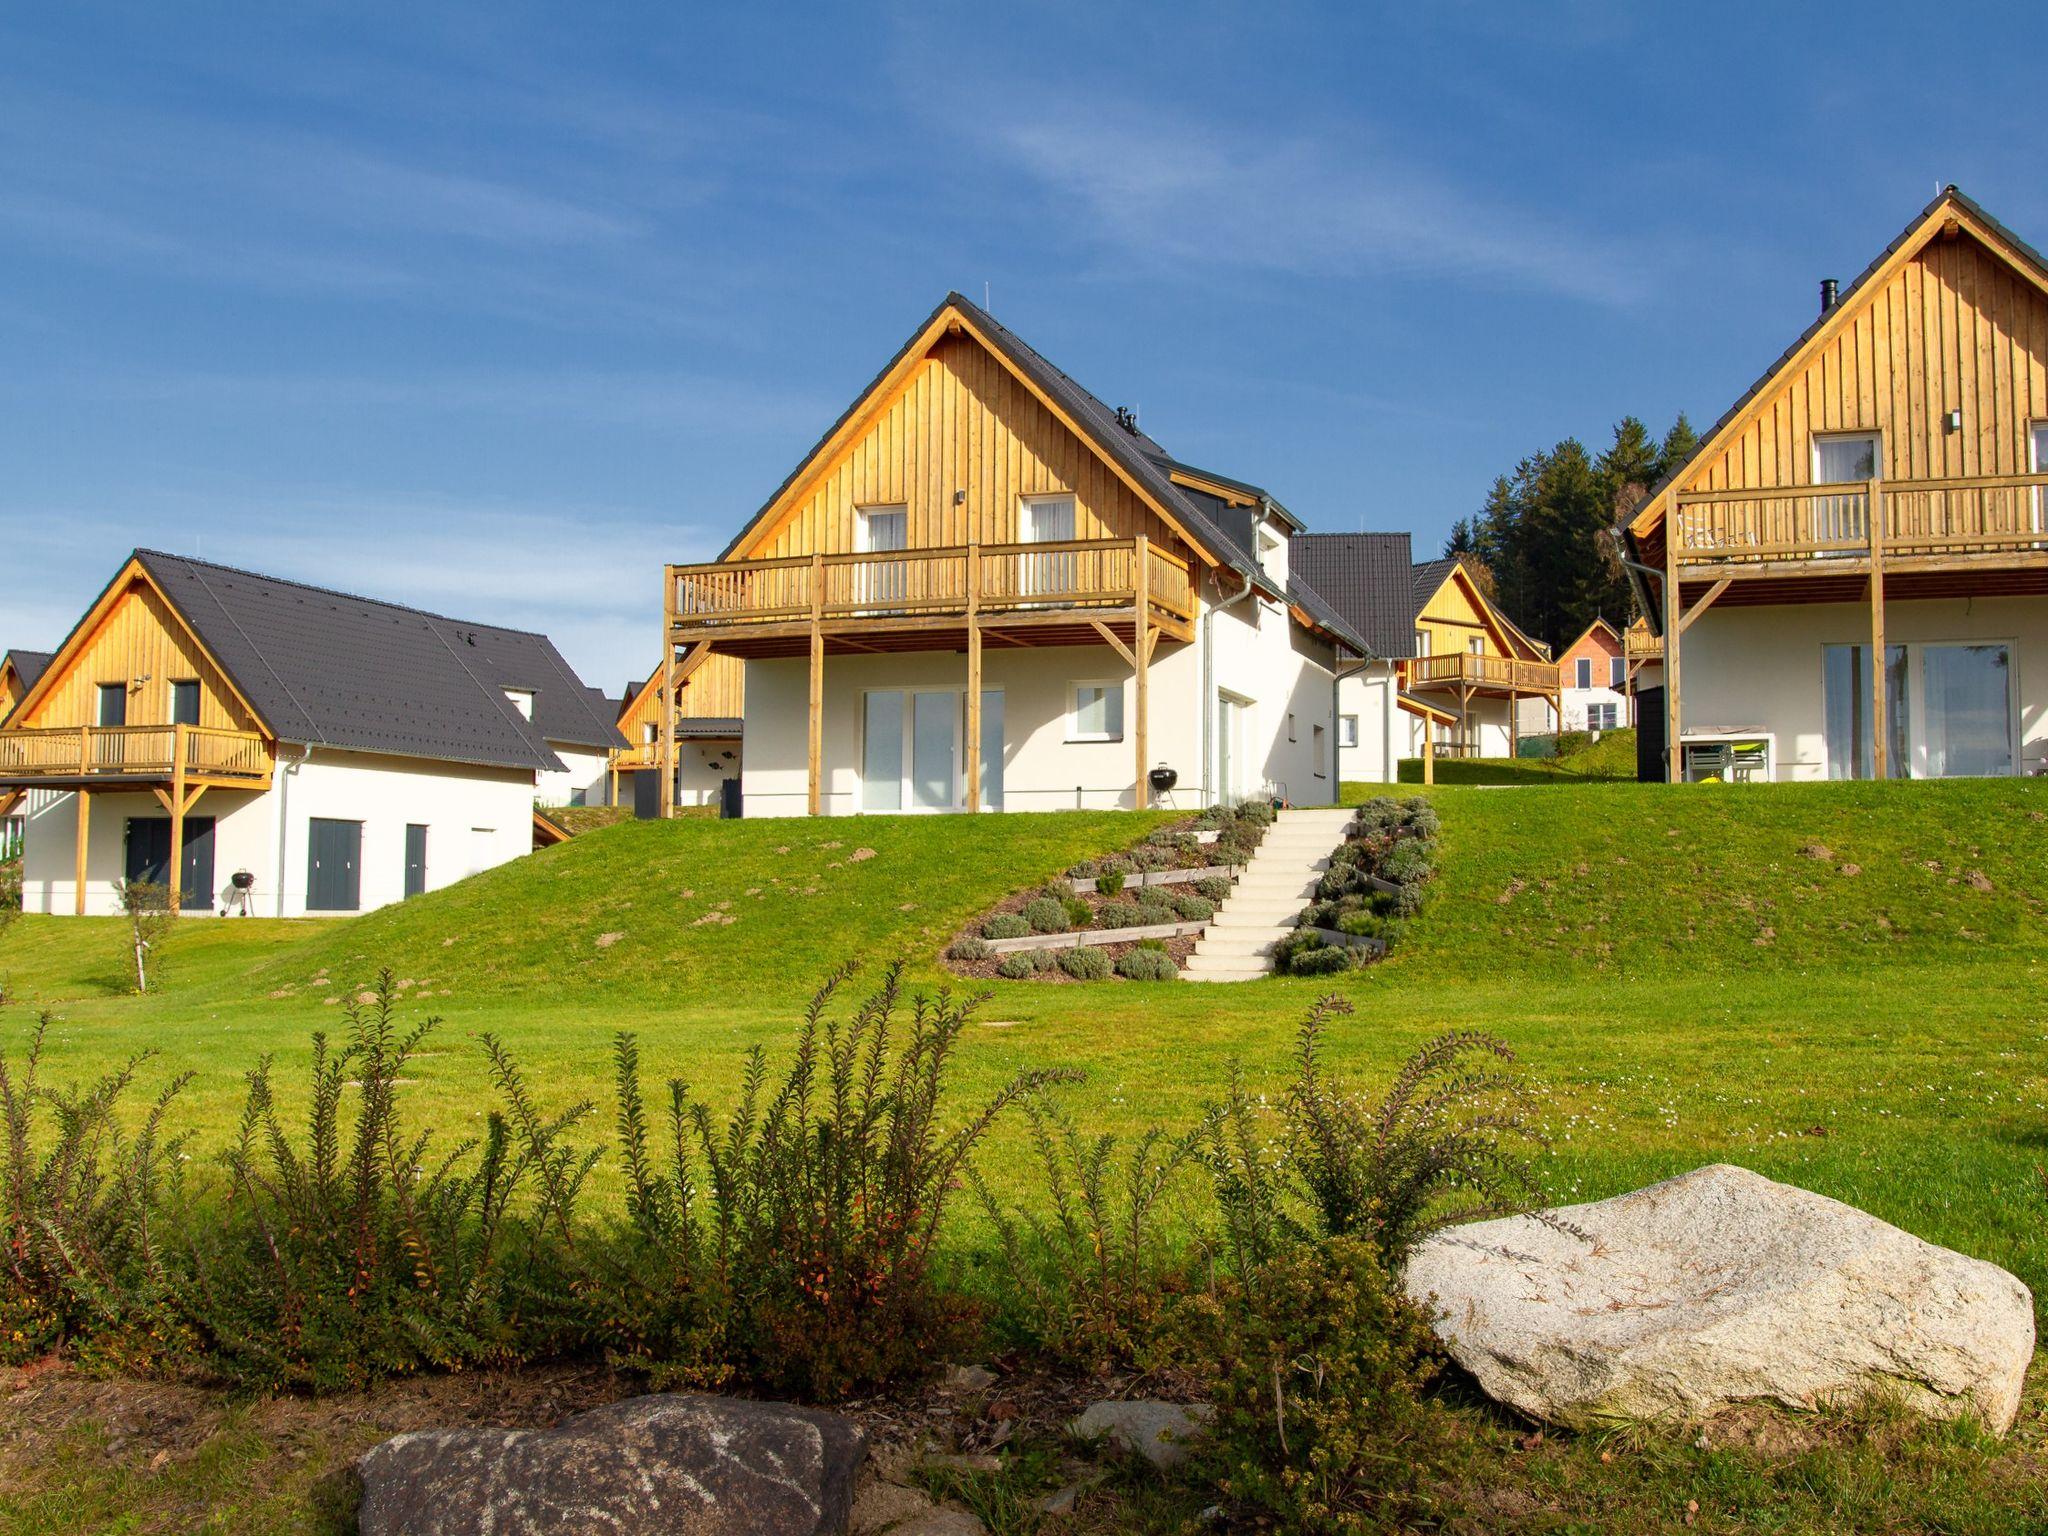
[1182,806,1358,982]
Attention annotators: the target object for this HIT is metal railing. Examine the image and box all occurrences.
[1673,472,2048,565]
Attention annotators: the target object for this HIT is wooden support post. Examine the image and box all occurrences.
[807,551,825,817]
[1133,535,1150,810]
[964,523,981,813]
[1422,731,1435,786]
[167,723,188,913]
[658,572,677,820]
[1665,523,1683,785]
[74,787,89,917]
[1868,478,1889,781]
[1509,689,1519,758]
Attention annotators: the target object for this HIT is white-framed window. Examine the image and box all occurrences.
[1069,681,1124,742]
[855,504,909,607]
[1609,655,1625,688]
[1468,635,1484,656]
[1338,714,1359,749]
[642,721,659,746]
[1588,702,1618,730]
[1921,642,2014,778]
[1414,630,1431,657]
[1574,658,1592,689]
[1019,493,1077,597]
[1312,722,1327,778]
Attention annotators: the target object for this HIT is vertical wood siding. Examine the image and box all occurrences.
[22,578,262,734]
[1416,573,1508,658]
[1684,231,2048,495]
[746,333,1190,559]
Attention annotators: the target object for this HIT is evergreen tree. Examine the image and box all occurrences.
[1657,412,1699,482]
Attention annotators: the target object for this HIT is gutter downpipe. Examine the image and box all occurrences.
[1202,557,1258,810]
[1613,529,1672,782]
[274,742,310,916]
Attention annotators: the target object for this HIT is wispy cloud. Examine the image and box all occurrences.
[988,103,1645,306]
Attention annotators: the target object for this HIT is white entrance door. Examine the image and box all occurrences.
[1217,693,1247,805]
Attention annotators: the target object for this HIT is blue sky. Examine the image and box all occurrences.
[3,3,2038,686]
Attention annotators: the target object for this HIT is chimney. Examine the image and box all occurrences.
[1819,278,1840,315]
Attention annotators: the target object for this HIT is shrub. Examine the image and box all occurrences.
[1063,896,1094,928]
[1379,840,1435,887]
[1172,892,1214,922]
[1066,858,1099,879]
[1116,948,1178,981]
[1401,798,1441,840]
[114,879,174,994]
[1058,946,1112,981]
[1029,946,1059,972]
[996,952,1038,980]
[982,913,1029,940]
[1235,799,1276,827]
[1095,900,1143,931]
[1375,883,1426,919]
[1022,897,1069,935]
[1094,869,1127,896]
[1194,876,1231,904]
[1288,944,1354,976]
[970,1093,1202,1367]
[947,935,992,963]
[1135,884,1176,914]
[1129,844,1171,872]
[1162,1237,1454,1533]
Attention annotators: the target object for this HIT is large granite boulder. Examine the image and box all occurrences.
[357,1393,865,1535]
[1403,1164,2034,1432]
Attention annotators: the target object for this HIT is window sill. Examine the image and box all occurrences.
[1065,737,1124,746]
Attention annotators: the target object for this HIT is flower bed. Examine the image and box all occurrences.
[944,801,1277,982]
[1273,795,1440,976]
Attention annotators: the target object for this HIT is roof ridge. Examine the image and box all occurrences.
[131,547,558,640]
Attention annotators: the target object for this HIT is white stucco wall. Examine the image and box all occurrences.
[1335,663,1401,785]
[537,744,613,807]
[1558,685,1626,732]
[21,747,538,916]
[1677,596,2047,780]
[738,574,1341,818]
[675,738,740,807]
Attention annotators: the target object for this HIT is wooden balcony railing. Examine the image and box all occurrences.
[0,724,273,784]
[1673,473,2048,568]
[1404,653,1558,694]
[667,537,1196,639]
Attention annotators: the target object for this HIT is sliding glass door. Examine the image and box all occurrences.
[1922,644,2013,777]
[861,689,1004,811]
[1822,643,1907,780]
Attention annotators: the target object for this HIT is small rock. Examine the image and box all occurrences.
[357,1393,864,1535]
[1966,870,1994,892]
[850,1482,937,1533]
[1069,1400,1213,1470]
[943,1364,995,1393]
[1036,1482,1084,1516]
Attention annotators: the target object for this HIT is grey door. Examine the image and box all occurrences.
[404,824,428,898]
[124,816,215,909]
[306,818,362,911]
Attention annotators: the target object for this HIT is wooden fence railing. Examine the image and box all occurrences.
[1405,652,1557,693]
[668,537,1196,634]
[1673,473,2048,564]
[0,724,273,783]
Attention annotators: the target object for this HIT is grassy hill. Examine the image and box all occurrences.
[1388,725,1638,784]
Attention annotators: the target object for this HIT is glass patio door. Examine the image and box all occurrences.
[1019,494,1075,599]
[910,690,957,810]
[856,506,908,610]
[1823,643,1907,779]
[1922,644,2013,777]
[979,689,1004,810]
[1813,434,1878,550]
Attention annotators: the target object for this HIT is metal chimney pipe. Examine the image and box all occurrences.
[1820,278,1840,314]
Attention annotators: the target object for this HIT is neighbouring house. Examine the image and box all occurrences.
[613,647,745,815]
[1294,534,1556,776]
[1555,618,1630,732]
[1626,186,2048,782]
[0,551,623,916]
[0,650,52,855]
[658,292,1374,817]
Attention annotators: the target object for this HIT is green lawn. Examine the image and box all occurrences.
[1388,724,1640,783]
[3,781,2047,1531]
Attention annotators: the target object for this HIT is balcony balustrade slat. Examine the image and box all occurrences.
[1674,472,2048,566]
[0,725,271,783]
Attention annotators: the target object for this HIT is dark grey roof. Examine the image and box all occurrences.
[674,716,744,738]
[721,291,1362,652]
[129,550,624,772]
[1410,557,1459,615]
[5,649,52,689]
[1291,534,1418,659]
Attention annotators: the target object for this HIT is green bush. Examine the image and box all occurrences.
[996,952,1038,980]
[1288,944,1354,976]
[1379,839,1435,887]
[1030,946,1059,971]
[1095,900,1143,931]
[1129,844,1171,872]
[1022,897,1069,934]
[1162,1237,1454,1533]
[1116,948,1179,981]
[948,935,992,962]
[982,913,1029,940]
[1058,946,1112,981]
[1172,892,1214,922]
[1193,875,1231,903]
[1061,896,1092,928]
[1094,869,1127,896]
[1135,883,1176,913]
[1235,799,1277,826]
[1066,858,1100,879]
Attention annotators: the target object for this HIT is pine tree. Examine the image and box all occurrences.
[1657,412,1699,482]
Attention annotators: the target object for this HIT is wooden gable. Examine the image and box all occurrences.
[0,660,27,720]
[16,560,267,736]
[1416,565,1517,659]
[735,313,1201,565]
[1634,193,2048,542]
[620,648,745,745]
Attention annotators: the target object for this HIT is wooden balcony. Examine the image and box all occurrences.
[1404,652,1558,697]
[665,536,1196,658]
[0,724,273,789]
[1673,473,2048,579]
